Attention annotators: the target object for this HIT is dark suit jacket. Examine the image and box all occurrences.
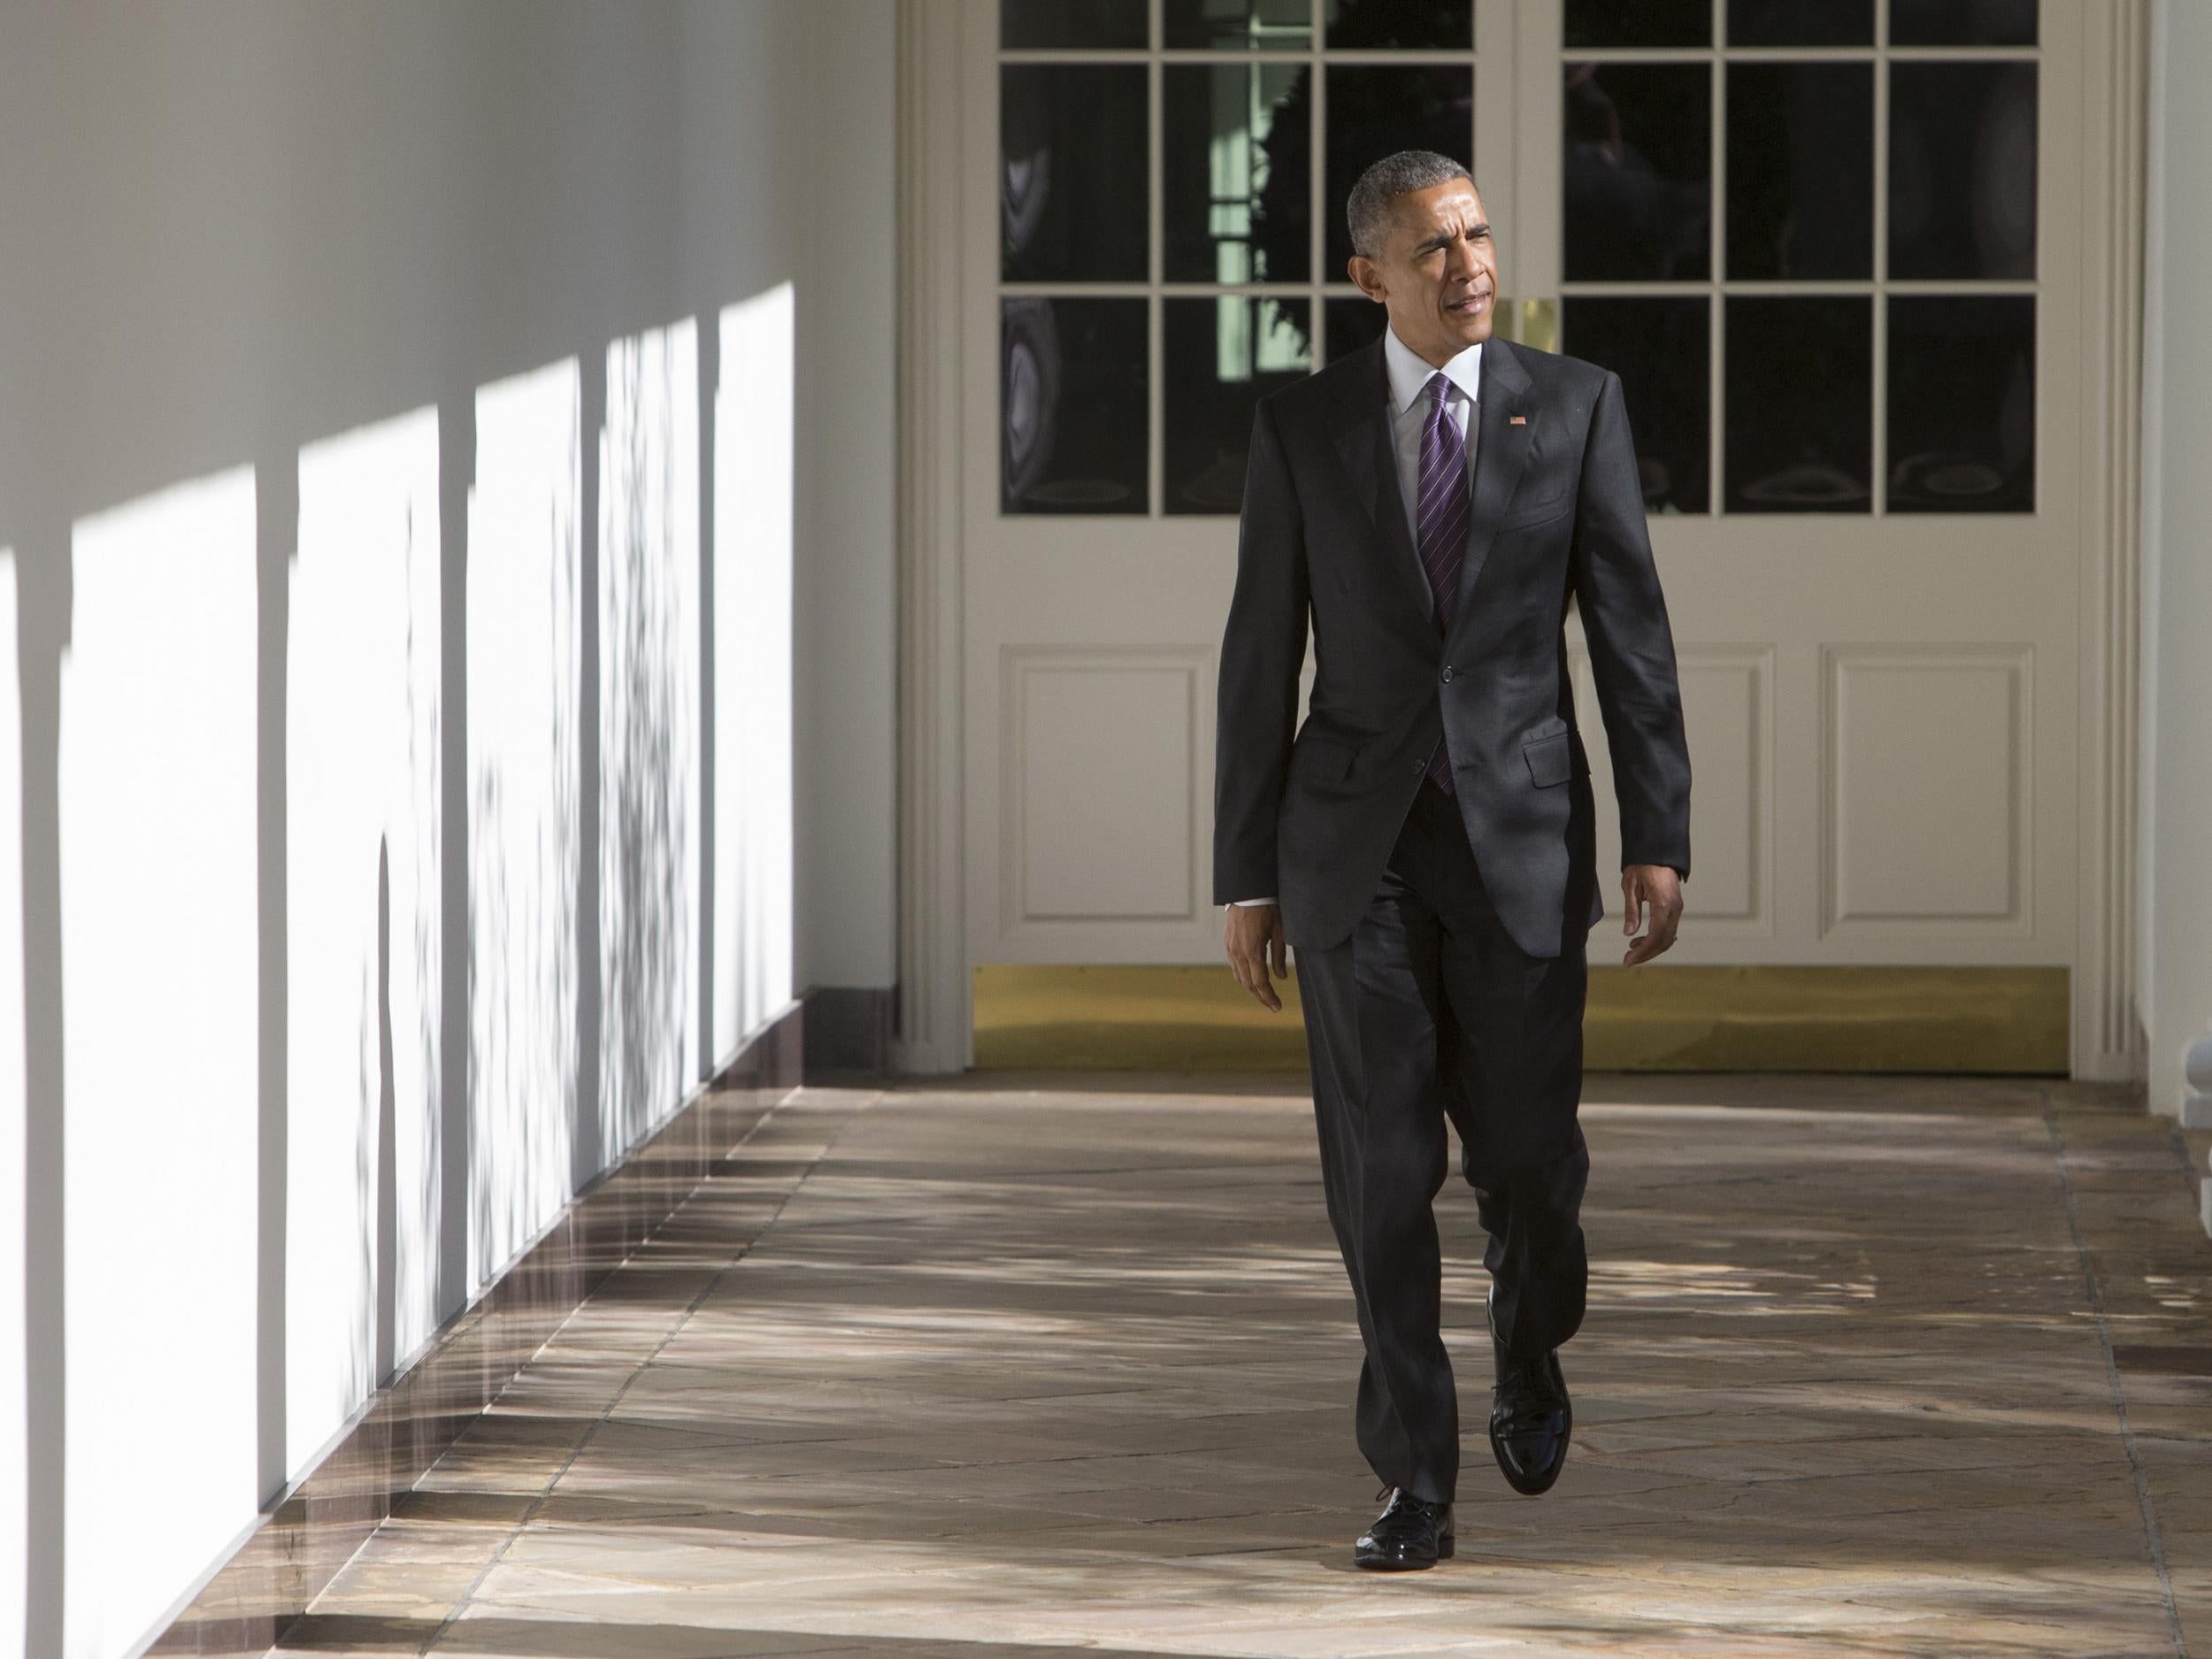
[1211,332,1691,961]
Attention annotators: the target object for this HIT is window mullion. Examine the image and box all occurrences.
[1148,0,1164,515]
[1872,0,1890,516]
[1710,0,1725,514]
[1301,0,1318,363]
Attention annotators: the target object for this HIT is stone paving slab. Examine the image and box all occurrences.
[284,1076,2211,1658]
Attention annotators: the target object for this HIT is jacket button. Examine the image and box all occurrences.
[1440,666,1454,683]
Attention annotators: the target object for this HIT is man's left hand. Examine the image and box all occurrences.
[1619,864,1682,966]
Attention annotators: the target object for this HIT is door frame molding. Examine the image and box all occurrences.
[896,1,2154,1082]
[894,0,972,1073]
[2074,0,2150,1082]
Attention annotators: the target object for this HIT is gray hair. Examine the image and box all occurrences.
[1346,149,1475,259]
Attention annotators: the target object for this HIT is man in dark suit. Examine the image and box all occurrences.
[1213,150,1691,1571]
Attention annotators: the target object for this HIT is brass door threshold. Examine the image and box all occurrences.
[972,964,2068,1073]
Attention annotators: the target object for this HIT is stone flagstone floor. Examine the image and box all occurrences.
[286,1073,2212,1658]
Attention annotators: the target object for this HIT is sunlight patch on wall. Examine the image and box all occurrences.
[600,323,700,1156]
[469,360,581,1286]
[0,553,23,1659]
[288,408,442,1471]
[60,471,258,1659]
[715,286,796,1062]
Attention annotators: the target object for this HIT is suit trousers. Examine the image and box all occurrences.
[1291,773,1591,1505]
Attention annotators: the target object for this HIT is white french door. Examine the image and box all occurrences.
[953,0,2089,1047]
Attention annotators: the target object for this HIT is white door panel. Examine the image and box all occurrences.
[964,0,2083,976]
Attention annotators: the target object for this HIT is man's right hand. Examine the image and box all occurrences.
[1225,902,1289,1012]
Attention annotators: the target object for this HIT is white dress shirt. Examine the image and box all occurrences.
[1230,326,1483,910]
[1383,320,1482,541]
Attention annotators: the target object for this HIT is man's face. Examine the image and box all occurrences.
[1348,179,1498,368]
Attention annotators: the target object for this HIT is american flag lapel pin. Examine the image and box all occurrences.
[1509,414,1527,426]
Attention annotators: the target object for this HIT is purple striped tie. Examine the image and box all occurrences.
[1416,373,1470,795]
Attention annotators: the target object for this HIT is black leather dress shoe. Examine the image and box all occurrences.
[1354,1483,1455,1570]
[1486,1285,1572,1496]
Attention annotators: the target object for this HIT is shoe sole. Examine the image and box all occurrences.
[1354,1536,1455,1571]
[1489,1393,1572,1496]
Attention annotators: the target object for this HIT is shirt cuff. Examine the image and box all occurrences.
[1227,896,1278,907]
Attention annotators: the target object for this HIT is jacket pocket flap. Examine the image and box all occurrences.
[1523,731,1573,787]
[1499,488,1572,529]
[1293,727,1360,784]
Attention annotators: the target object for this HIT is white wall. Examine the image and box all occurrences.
[797,3,901,995]
[676,0,901,998]
[61,474,261,1658]
[0,4,898,1655]
[287,405,444,1461]
[2141,0,2212,1117]
[0,557,25,1656]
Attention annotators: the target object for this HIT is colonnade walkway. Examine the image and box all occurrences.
[286,1074,2210,1658]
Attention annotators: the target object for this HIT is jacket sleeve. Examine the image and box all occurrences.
[1212,396,1310,906]
[1569,370,1692,880]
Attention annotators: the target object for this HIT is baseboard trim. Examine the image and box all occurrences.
[972,964,2070,1075]
[143,1002,805,1659]
[801,983,895,1076]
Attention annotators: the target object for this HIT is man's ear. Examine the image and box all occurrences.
[1347,254,1384,303]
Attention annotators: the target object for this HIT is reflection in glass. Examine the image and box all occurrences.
[1727,0,1872,44]
[1165,0,1312,48]
[1001,0,1148,48]
[1888,296,2033,512]
[1325,65,1473,272]
[1889,63,2037,280]
[1566,0,1709,47]
[1325,297,1391,364]
[1724,297,1870,512]
[1325,0,1472,50]
[1563,63,1710,281]
[1562,298,1709,513]
[1727,64,1872,279]
[1002,65,1148,282]
[1890,0,2037,45]
[1002,298,1148,514]
[1166,298,1313,514]
[1165,63,1308,282]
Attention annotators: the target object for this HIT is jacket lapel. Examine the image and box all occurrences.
[1444,334,1536,660]
[1325,338,1434,628]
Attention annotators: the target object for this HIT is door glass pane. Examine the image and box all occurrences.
[1164,63,1309,282]
[1563,64,1711,281]
[1325,0,1473,50]
[1002,298,1148,514]
[1164,0,1313,49]
[1325,296,1391,363]
[1887,296,2033,512]
[1001,0,1148,49]
[1724,297,1871,512]
[1565,0,1710,49]
[1727,0,1874,45]
[1563,299,1710,514]
[1325,65,1475,272]
[1002,65,1149,282]
[1165,298,1313,513]
[1890,0,2037,46]
[1889,63,2037,280]
[1727,64,1873,280]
